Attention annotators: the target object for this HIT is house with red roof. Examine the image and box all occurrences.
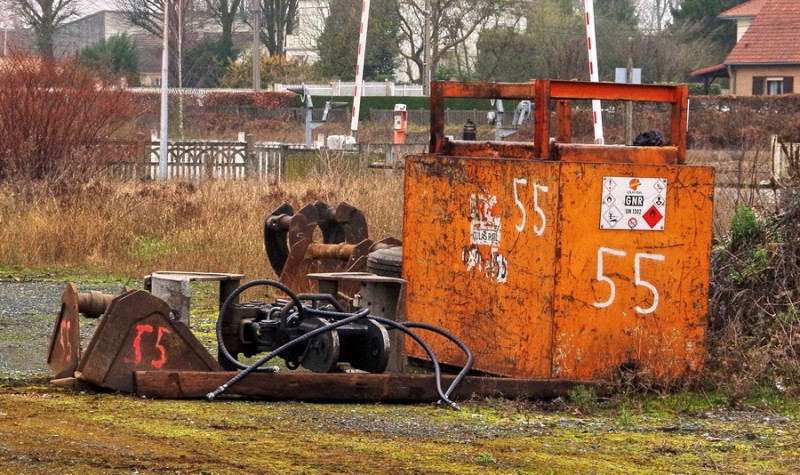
[692,0,800,96]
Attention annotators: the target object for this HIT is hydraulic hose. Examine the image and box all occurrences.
[211,280,473,409]
[215,279,307,372]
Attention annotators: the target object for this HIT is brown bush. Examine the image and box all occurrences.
[0,54,137,181]
[689,94,800,148]
[202,91,296,109]
[0,174,403,280]
[707,197,800,401]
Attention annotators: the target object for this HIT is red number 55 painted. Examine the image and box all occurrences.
[123,324,171,368]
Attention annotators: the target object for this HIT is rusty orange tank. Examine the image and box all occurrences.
[402,80,714,383]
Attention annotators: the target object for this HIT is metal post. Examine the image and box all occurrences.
[158,0,170,180]
[252,5,261,91]
[245,133,255,178]
[350,0,371,137]
[138,133,149,180]
[422,0,431,96]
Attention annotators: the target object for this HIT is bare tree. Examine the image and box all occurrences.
[12,0,78,60]
[259,0,297,56]
[206,0,242,57]
[115,0,192,86]
[396,0,520,82]
[635,0,679,31]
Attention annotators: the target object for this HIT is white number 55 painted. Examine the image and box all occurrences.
[593,247,665,315]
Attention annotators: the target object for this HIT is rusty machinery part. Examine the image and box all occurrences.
[48,284,221,391]
[75,290,221,393]
[47,285,119,379]
[366,246,403,278]
[263,201,370,277]
[210,279,473,409]
[216,279,389,374]
[279,238,375,294]
[264,203,310,276]
[279,238,404,296]
[312,201,369,244]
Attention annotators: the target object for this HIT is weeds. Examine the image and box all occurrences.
[567,386,598,414]
[0,175,403,281]
[708,197,800,401]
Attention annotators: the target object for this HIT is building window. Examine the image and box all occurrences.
[752,76,794,95]
[767,78,784,95]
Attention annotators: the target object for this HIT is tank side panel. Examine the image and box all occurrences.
[403,155,560,378]
[552,163,714,381]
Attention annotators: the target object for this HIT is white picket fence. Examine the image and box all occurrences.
[128,82,425,98]
[108,138,426,181]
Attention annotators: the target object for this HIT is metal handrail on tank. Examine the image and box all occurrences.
[429,80,688,164]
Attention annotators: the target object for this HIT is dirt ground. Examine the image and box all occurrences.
[1,278,799,474]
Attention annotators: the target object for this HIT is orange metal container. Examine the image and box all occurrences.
[402,80,714,383]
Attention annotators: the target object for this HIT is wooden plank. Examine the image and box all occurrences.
[135,371,608,402]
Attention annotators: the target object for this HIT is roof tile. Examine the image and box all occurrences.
[725,0,800,64]
[720,0,767,18]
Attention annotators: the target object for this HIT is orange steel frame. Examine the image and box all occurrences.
[429,80,689,164]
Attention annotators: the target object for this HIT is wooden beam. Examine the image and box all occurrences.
[135,371,609,402]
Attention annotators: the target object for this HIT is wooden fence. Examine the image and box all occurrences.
[107,137,426,181]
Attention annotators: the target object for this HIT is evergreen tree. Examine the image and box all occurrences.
[316,0,400,80]
[671,0,743,54]
[78,33,140,85]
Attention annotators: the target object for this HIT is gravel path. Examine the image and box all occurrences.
[0,280,125,378]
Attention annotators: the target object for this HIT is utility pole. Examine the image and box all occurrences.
[422,0,431,96]
[625,37,634,145]
[177,0,185,139]
[158,0,170,180]
[3,10,8,58]
[252,1,261,91]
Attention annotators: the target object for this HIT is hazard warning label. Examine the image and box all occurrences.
[600,177,667,231]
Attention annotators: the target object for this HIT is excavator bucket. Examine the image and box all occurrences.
[47,283,82,379]
[75,290,221,393]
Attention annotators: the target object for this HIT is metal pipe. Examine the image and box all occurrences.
[77,291,115,319]
[307,242,357,260]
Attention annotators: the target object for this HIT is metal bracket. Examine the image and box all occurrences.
[144,271,244,326]
[308,272,406,373]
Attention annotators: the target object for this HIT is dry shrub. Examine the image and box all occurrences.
[0,54,136,181]
[0,174,403,280]
[708,196,800,401]
[689,94,800,149]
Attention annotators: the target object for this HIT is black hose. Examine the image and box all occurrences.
[215,279,307,372]
[211,280,472,409]
[207,309,369,400]
[402,322,474,400]
[368,316,463,410]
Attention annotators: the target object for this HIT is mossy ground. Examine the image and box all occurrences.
[1,277,798,474]
[1,382,799,474]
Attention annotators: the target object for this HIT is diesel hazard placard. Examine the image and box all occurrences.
[600,176,667,231]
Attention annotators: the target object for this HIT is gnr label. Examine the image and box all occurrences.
[600,177,667,231]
